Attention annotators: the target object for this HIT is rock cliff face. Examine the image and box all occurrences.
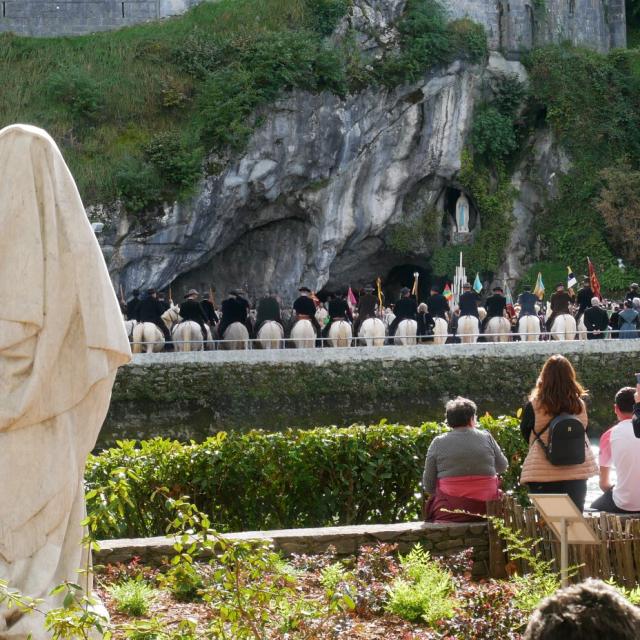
[97,0,614,301]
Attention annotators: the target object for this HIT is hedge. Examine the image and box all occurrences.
[86,416,526,539]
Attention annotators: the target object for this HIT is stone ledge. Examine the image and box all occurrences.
[96,521,489,568]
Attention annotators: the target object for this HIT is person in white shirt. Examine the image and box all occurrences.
[591,387,640,513]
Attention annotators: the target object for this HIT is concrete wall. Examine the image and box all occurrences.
[101,340,640,446]
[0,0,198,36]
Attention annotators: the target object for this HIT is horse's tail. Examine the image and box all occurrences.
[184,322,192,352]
[132,324,143,354]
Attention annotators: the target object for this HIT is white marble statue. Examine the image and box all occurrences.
[455,192,470,233]
[0,125,131,638]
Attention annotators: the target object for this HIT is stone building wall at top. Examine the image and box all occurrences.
[0,0,627,51]
[0,0,198,36]
[447,0,626,56]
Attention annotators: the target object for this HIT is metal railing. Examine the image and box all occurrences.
[129,329,621,351]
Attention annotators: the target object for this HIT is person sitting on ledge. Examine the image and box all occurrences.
[591,387,640,513]
[523,578,640,640]
[422,397,508,522]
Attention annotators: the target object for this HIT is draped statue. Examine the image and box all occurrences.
[0,125,131,638]
[455,193,470,233]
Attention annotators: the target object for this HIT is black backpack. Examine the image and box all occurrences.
[532,414,586,466]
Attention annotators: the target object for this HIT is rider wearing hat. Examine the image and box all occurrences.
[481,286,507,332]
[322,291,352,338]
[517,285,537,318]
[546,282,575,331]
[388,287,418,337]
[293,286,321,336]
[255,292,282,332]
[426,285,449,320]
[178,289,209,340]
[625,283,640,302]
[458,282,480,319]
[575,277,594,321]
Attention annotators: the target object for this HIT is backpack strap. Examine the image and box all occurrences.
[531,421,551,457]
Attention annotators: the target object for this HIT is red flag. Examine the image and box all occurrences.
[347,287,357,313]
[505,283,516,318]
[587,258,602,300]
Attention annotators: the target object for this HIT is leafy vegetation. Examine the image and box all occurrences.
[107,579,156,617]
[385,545,456,624]
[85,415,525,539]
[0,0,486,217]
[525,45,640,290]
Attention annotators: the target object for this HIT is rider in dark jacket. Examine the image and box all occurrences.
[517,286,537,317]
[426,287,449,320]
[482,287,507,332]
[138,288,171,343]
[388,288,418,336]
[178,290,209,340]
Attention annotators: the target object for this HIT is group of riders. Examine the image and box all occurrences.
[121,277,640,351]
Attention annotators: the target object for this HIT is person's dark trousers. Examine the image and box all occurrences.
[590,489,638,513]
[527,480,588,512]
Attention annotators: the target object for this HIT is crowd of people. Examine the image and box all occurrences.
[121,277,640,344]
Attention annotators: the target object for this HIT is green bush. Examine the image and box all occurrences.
[143,131,202,190]
[471,107,518,161]
[385,545,456,624]
[85,415,525,539]
[115,156,163,215]
[45,68,105,122]
[107,579,155,617]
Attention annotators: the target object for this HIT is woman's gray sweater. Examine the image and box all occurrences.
[422,427,508,493]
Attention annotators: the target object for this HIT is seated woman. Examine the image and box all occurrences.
[422,397,508,522]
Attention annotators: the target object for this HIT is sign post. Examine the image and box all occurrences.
[529,494,600,587]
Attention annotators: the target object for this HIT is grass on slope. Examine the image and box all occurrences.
[0,0,485,213]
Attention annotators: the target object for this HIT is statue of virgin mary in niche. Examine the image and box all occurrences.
[455,193,470,233]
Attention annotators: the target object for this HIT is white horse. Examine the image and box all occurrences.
[484,316,512,343]
[222,322,250,350]
[433,317,448,345]
[518,315,540,342]
[131,322,165,354]
[162,306,212,352]
[327,320,352,347]
[394,319,418,346]
[457,315,480,344]
[256,321,284,349]
[291,319,316,348]
[548,313,577,340]
[358,317,386,347]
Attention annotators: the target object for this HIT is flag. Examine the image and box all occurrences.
[533,272,545,300]
[376,277,384,314]
[587,257,602,300]
[443,283,453,301]
[411,271,419,297]
[505,282,515,318]
[473,272,482,294]
[347,287,357,313]
[567,267,577,289]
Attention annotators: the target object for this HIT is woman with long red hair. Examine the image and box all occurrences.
[519,354,597,511]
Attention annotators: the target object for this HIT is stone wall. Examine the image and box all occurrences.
[0,0,197,36]
[96,521,490,576]
[447,0,626,55]
[101,340,640,446]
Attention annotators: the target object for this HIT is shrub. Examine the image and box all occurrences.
[115,156,163,215]
[107,579,155,617]
[45,68,105,122]
[471,107,518,161]
[85,415,525,539]
[143,132,202,190]
[385,545,456,624]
